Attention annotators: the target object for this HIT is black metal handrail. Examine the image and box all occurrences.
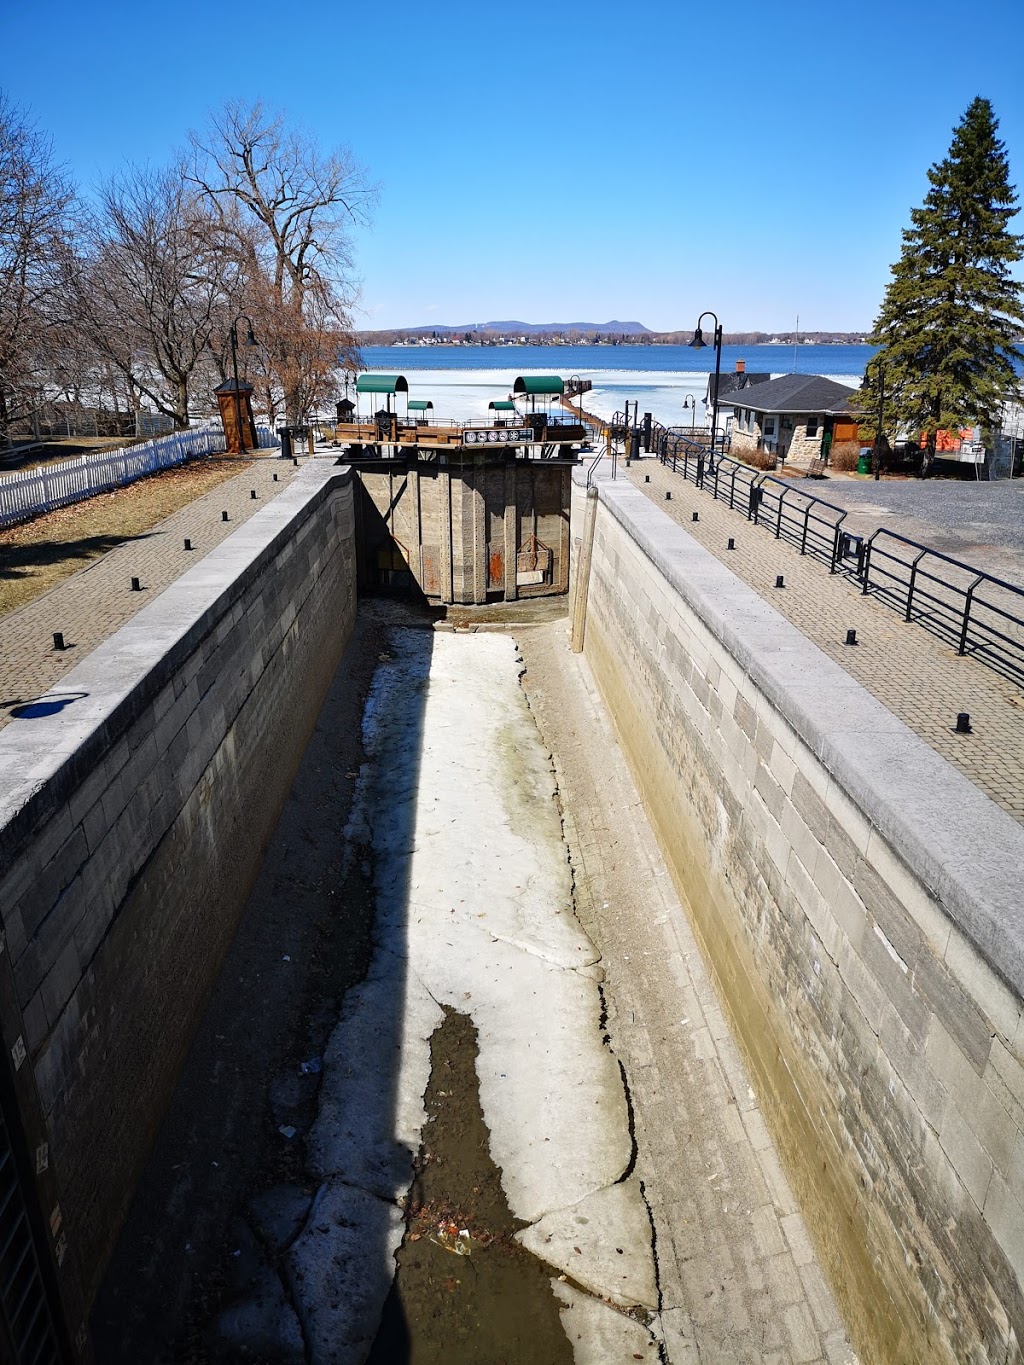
[651,421,851,573]
[649,418,1024,689]
[859,528,1024,684]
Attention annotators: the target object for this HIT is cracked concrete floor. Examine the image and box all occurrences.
[279,620,856,1363]
[97,605,858,1363]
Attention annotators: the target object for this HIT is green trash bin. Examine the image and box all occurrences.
[856,448,872,474]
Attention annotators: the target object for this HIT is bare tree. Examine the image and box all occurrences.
[72,162,229,429]
[0,93,75,448]
[190,100,373,423]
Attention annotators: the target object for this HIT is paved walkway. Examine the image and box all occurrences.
[623,457,1024,824]
[0,454,298,731]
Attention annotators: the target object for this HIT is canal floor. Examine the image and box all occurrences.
[93,601,853,1363]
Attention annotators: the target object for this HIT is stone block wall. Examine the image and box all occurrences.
[571,469,1024,1364]
[0,465,357,1327]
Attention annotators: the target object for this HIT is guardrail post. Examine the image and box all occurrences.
[861,530,880,593]
[906,547,928,621]
[829,512,848,573]
[959,575,984,656]
[775,486,789,539]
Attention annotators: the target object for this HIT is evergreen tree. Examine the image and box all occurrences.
[859,97,1024,472]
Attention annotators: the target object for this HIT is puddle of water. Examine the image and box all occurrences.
[369,1008,573,1364]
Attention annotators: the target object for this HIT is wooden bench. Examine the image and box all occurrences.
[804,458,828,478]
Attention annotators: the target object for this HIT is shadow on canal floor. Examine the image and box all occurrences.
[88,599,427,1362]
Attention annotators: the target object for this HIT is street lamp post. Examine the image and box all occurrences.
[229,314,258,454]
[689,312,723,461]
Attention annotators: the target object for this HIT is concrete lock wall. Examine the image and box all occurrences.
[0,465,357,1318]
[570,469,1024,1364]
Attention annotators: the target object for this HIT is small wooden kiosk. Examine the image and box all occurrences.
[214,378,258,454]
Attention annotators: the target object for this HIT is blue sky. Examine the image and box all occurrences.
[3,0,1023,333]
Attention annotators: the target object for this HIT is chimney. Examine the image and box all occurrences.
[736,359,746,374]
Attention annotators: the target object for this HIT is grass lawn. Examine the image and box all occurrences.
[0,457,251,618]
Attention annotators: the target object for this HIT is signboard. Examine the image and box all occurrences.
[462,427,535,446]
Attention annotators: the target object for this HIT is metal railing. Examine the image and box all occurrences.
[858,529,1024,685]
[653,423,852,571]
[650,419,1024,689]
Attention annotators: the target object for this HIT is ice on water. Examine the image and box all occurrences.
[352,365,857,427]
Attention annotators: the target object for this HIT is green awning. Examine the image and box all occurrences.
[356,373,409,394]
[513,375,564,396]
[408,399,434,411]
[489,400,517,411]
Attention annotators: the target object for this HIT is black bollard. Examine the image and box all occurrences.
[52,632,65,651]
[955,712,972,734]
[131,577,141,592]
[845,629,858,646]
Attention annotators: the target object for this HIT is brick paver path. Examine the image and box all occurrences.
[0,454,298,733]
[624,457,1024,825]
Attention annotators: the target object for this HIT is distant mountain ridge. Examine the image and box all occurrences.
[365,320,651,336]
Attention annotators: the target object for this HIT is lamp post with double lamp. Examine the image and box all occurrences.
[229,314,259,454]
[689,311,723,463]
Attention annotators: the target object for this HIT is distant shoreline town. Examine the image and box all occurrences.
[357,322,871,347]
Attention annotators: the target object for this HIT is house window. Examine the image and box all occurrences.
[763,415,776,438]
[806,415,820,438]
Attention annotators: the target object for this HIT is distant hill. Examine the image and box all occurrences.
[469,320,651,335]
[358,320,651,340]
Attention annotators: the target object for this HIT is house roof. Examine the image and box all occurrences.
[710,371,771,402]
[720,373,857,414]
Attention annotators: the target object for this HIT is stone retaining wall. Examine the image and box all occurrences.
[571,467,1024,1364]
[0,465,357,1329]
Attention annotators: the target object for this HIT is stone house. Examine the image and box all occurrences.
[724,374,859,466]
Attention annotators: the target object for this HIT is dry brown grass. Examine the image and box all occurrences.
[830,440,863,472]
[735,446,777,471]
[0,457,250,617]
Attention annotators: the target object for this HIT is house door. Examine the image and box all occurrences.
[779,415,793,458]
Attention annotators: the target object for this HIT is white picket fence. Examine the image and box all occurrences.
[0,424,280,528]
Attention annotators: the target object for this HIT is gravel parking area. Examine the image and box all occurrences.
[808,476,1024,584]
